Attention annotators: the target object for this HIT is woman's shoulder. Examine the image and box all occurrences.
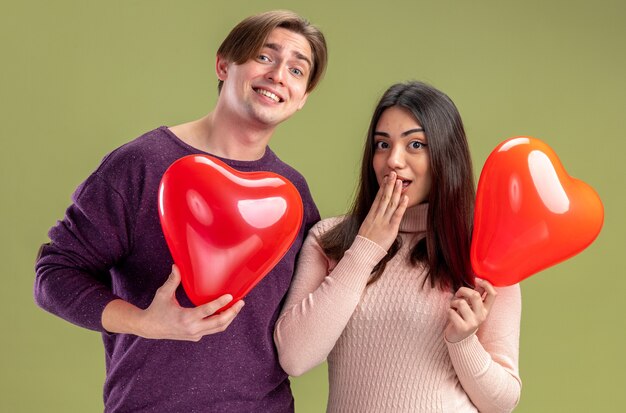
[493,282,522,301]
[310,215,349,238]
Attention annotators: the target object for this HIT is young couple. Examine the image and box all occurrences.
[35,10,521,413]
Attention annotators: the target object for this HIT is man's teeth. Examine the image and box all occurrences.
[256,89,280,102]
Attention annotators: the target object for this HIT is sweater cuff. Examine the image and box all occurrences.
[329,235,387,289]
[77,290,123,333]
[350,235,388,262]
[445,333,492,377]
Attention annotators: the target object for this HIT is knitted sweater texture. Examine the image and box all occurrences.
[35,126,320,412]
[275,204,521,413]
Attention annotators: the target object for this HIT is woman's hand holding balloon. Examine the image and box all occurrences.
[357,172,409,251]
[445,278,497,343]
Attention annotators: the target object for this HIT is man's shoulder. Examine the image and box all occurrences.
[264,150,305,179]
[261,150,320,226]
[101,126,174,165]
[82,126,182,194]
[92,126,190,178]
[262,149,312,194]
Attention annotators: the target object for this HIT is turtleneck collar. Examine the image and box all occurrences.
[399,203,428,234]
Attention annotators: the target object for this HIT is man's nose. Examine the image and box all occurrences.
[267,64,286,85]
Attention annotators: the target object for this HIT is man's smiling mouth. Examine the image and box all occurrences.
[254,88,283,103]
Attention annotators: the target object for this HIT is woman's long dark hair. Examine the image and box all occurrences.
[320,81,475,291]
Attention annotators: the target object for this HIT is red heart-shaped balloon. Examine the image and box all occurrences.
[471,137,603,286]
[158,155,303,308]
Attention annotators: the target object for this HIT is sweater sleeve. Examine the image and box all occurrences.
[34,172,132,332]
[445,284,522,413]
[274,220,387,377]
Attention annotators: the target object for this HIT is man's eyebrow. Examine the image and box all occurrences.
[374,128,425,138]
[264,43,312,68]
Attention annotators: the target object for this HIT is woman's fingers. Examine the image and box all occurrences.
[384,178,403,217]
[376,171,397,215]
[450,297,476,322]
[370,171,407,220]
[377,172,407,220]
[456,287,484,312]
[475,278,498,311]
[390,195,409,227]
[446,281,499,342]
[369,175,387,214]
[356,171,408,250]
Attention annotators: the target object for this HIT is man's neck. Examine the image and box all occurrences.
[170,112,275,161]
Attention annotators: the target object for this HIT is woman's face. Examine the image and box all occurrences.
[372,106,432,208]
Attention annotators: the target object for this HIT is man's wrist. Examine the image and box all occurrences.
[102,299,144,336]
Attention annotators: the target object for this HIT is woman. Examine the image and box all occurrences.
[274,81,521,412]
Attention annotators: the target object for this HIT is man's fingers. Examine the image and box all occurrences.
[197,294,234,318]
[170,265,181,282]
[157,265,181,297]
[200,300,245,335]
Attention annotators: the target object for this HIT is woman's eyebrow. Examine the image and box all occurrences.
[374,128,425,138]
[401,128,424,137]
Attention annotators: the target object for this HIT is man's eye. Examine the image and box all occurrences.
[291,68,303,76]
[258,55,271,62]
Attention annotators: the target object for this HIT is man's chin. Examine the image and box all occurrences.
[250,111,292,128]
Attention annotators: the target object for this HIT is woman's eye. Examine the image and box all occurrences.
[409,141,425,149]
[375,141,388,150]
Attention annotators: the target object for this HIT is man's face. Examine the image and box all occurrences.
[217,28,312,128]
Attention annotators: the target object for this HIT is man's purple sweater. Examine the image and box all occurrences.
[34,127,320,412]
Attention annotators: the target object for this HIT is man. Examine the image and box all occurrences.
[34,10,327,412]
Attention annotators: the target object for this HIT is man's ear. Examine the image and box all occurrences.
[297,92,310,110]
[216,55,229,81]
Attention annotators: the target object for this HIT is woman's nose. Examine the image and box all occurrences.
[387,147,405,169]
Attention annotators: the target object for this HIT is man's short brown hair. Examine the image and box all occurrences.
[217,10,328,94]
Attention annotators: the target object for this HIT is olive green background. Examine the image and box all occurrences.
[2,0,624,411]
